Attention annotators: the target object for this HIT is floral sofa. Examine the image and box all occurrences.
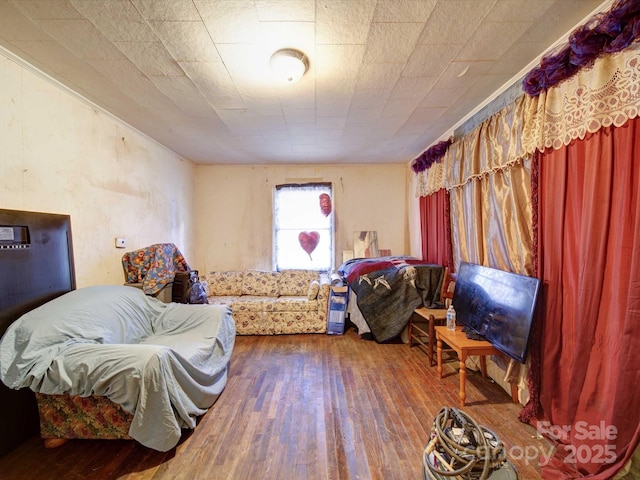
[204,269,330,335]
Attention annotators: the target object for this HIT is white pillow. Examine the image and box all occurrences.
[307,280,320,300]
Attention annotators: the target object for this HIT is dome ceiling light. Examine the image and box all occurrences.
[270,48,309,83]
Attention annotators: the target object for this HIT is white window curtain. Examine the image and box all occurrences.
[274,183,334,271]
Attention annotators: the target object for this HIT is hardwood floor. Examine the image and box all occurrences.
[0,328,549,479]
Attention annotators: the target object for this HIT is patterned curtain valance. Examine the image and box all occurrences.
[446,95,534,191]
[415,160,445,197]
[411,139,452,174]
[416,45,640,197]
[523,0,640,97]
[416,0,640,197]
[416,94,535,196]
[523,44,640,154]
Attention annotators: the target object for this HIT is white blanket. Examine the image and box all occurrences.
[0,285,235,451]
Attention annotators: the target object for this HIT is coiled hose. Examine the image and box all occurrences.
[423,406,509,480]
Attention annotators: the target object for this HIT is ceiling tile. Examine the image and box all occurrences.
[8,0,83,19]
[362,22,424,65]
[346,107,382,125]
[456,20,532,62]
[0,2,52,41]
[381,97,420,117]
[9,39,86,76]
[314,44,365,80]
[196,0,261,44]
[150,21,221,63]
[518,1,607,43]
[490,0,554,22]
[406,107,447,127]
[282,107,316,124]
[373,0,437,23]
[389,76,436,100]
[350,87,390,111]
[150,75,218,117]
[376,116,410,132]
[114,41,183,77]
[276,83,316,109]
[179,61,245,110]
[37,19,126,60]
[438,61,493,85]
[418,87,466,109]
[402,44,457,78]
[255,0,315,21]
[258,20,315,59]
[0,0,609,164]
[315,0,376,45]
[489,40,550,75]
[315,116,345,129]
[132,0,201,21]
[88,58,172,109]
[416,0,494,45]
[216,43,273,86]
[315,99,350,117]
[69,0,157,42]
[354,62,404,91]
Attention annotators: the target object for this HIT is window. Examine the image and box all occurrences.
[274,183,334,271]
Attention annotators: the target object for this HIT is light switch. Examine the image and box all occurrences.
[115,237,126,248]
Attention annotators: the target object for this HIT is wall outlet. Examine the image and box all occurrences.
[115,237,126,249]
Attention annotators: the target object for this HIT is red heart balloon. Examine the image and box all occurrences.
[319,193,332,216]
[298,231,320,259]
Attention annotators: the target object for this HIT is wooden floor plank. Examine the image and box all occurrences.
[0,329,548,479]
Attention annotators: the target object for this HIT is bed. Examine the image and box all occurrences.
[338,256,444,342]
[0,208,234,454]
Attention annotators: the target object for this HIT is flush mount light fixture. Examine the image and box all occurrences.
[270,48,309,83]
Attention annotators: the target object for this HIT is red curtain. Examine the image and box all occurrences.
[533,118,640,478]
[419,189,452,269]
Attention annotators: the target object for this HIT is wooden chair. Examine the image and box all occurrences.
[408,267,455,366]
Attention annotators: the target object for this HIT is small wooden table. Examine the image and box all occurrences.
[435,326,518,406]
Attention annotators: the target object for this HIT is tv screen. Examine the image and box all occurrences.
[452,262,540,364]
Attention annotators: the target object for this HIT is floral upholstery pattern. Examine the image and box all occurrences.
[272,311,327,335]
[121,243,190,295]
[278,270,319,296]
[217,296,317,313]
[206,271,243,296]
[36,393,132,440]
[206,270,330,335]
[232,312,272,335]
[241,270,279,296]
[206,295,241,307]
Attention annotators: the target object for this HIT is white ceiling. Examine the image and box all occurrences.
[0,0,609,165]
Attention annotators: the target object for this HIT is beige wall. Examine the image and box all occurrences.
[0,53,196,287]
[194,164,410,273]
[407,168,423,259]
[0,50,418,281]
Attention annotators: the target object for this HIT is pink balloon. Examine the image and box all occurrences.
[298,231,320,259]
[319,193,332,216]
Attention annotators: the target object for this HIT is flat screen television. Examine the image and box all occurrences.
[452,262,540,364]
